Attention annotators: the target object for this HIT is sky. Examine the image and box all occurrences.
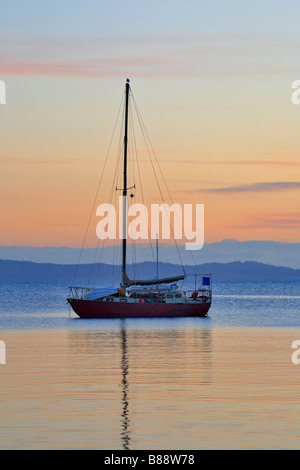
[1,0,300,249]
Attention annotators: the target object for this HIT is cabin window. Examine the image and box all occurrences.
[166,294,173,299]
[175,294,182,298]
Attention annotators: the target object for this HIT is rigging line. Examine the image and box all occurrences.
[133,99,185,271]
[88,174,121,288]
[128,197,137,281]
[131,94,200,275]
[111,190,120,284]
[88,143,121,286]
[91,93,126,287]
[114,239,122,285]
[128,100,137,281]
[188,250,201,276]
[89,87,125,284]
[152,152,201,275]
[111,190,117,283]
[131,93,186,275]
[128,95,136,192]
[71,92,125,286]
[112,179,122,285]
[90,239,103,288]
[133,98,200,274]
[91,117,125,287]
[89,188,115,287]
[88,141,123,286]
[130,94,155,264]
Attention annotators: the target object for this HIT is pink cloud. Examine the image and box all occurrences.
[236,213,300,229]
[163,159,300,166]
[1,31,297,78]
[202,182,300,193]
[0,157,97,165]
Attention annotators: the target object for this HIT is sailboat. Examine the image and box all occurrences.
[67,79,212,318]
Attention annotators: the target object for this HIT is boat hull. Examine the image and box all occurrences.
[67,298,211,318]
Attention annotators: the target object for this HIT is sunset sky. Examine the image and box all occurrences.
[1,0,300,248]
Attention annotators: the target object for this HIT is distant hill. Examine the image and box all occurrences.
[0,259,299,283]
[0,240,300,269]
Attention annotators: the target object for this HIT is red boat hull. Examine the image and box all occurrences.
[68,298,211,318]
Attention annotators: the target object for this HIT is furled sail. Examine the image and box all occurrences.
[123,271,185,287]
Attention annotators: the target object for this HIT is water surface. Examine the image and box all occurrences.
[0,281,299,449]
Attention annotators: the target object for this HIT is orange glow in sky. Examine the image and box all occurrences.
[1,2,299,247]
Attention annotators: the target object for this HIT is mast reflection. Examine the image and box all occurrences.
[120,321,131,450]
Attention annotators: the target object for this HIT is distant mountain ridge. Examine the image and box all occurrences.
[0,240,299,269]
[0,259,299,283]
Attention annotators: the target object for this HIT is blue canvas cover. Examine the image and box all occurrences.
[86,287,118,300]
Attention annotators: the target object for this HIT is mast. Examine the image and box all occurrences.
[120,78,185,288]
[122,79,130,286]
[156,234,159,279]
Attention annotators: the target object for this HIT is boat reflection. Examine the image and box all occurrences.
[68,318,212,450]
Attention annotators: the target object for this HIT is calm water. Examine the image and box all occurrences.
[0,280,299,329]
[0,280,299,449]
